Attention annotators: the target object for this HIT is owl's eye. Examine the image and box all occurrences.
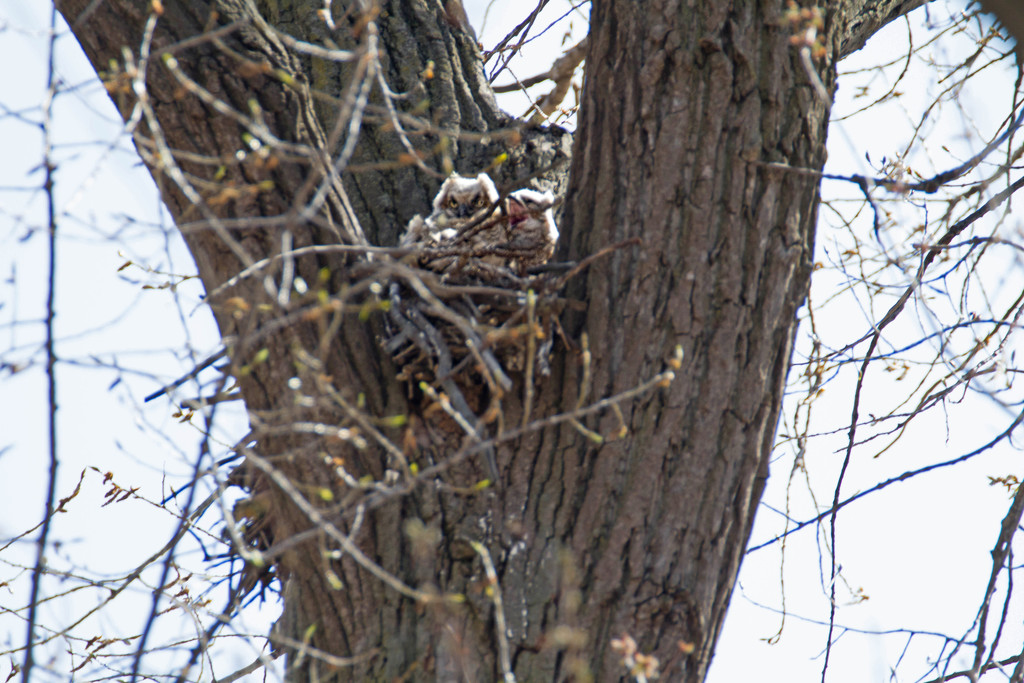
[474,194,489,208]
[447,197,460,210]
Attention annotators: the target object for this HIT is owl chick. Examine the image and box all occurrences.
[430,172,500,229]
[441,182,558,273]
[401,173,504,270]
[401,173,558,277]
[400,172,501,247]
[503,187,558,270]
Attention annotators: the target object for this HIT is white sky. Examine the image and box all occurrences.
[2,1,1022,681]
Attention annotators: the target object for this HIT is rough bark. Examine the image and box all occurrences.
[54,0,929,681]
[838,0,928,57]
[550,1,828,678]
[978,0,1024,60]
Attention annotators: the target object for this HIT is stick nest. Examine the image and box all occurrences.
[375,256,574,414]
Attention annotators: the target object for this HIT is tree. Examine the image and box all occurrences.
[9,0,1023,681]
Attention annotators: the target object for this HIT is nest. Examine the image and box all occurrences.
[378,255,572,416]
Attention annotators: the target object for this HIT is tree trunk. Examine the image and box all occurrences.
[978,0,1024,60]
[55,0,926,680]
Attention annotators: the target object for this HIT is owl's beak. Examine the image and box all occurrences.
[506,196,525,226]
[507,195,539,227]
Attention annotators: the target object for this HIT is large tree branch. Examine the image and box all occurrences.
[53,2,574,679]
[839,0,930,58]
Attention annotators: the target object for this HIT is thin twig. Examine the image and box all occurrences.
[748,405,1024,554]
[23,8,61,679]
[244,366,679,562]
[948,478,1024,680]
[470,542,516,683]
[240,447,455,604]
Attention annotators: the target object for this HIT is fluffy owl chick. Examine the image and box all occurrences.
[400,172,500,249]
[504,187,558,270]
[430,172,500,228]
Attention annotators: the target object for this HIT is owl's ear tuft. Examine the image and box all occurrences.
[474,173,499,201]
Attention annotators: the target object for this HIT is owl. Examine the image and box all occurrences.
[401,172,559,276]
[401,173,503,269]
[400,173,499,247]
[503,187,558,270]
[428,172,500,228]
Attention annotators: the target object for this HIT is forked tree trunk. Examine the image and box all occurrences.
[56,0,925,680]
